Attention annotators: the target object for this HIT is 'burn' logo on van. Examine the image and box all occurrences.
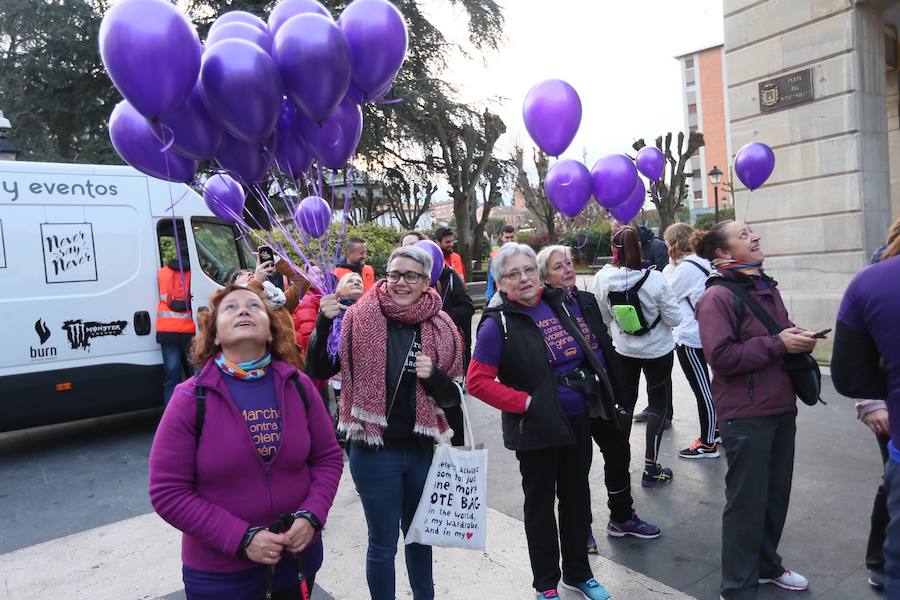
[62,319,128,351]
[34,319,51,345]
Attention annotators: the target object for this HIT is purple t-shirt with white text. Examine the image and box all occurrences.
[223,372,281,461]
[474,300,588,416]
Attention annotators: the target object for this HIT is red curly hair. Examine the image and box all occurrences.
[190,284,299,369]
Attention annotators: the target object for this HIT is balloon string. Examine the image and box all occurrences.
[334,160,353,268]
[158,123,176,153]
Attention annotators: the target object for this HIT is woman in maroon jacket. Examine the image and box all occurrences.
[694,221,820,600]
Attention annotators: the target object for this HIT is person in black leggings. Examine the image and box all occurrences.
[592,227,682,487]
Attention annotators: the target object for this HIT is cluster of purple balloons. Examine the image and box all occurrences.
[101,0,408,235]
[523,79,672,224]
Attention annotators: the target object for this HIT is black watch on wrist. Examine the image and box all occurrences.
[292,509,322,531]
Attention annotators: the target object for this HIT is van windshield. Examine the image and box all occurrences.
[191,218,253,285]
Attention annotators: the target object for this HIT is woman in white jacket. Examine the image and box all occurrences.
[662,223,719,459]
[593,226,682,487]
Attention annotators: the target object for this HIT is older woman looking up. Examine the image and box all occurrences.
[305,245,465,600]
[536,245,662,553]
[149,284,344,600]
[468,243,615,600]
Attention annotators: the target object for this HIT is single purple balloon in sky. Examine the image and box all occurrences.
[734,142,775,190]
[522,79,581,157]
[545,160,592,218]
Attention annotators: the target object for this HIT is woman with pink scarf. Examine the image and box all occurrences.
[305,245,465,600]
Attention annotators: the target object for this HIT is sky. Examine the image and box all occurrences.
[421,0,724,200]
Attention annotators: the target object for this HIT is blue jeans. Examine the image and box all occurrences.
[349,443,434,600]
[884,456,900,595]
[161,343,191,406]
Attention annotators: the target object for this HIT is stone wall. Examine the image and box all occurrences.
[724,0,894,362]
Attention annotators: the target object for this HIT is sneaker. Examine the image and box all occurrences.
[868,570,884,589]
[714,429,722,444]
[758,568,809,591]
[561,578,611,600]
[678,439,720,459]
[587,528,598,554]
[642,463,674,487]
[607,513,661,539]
[633,408,650,422]
[536,590,559,599]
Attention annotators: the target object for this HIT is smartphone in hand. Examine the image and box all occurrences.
[258,245,274,264]
[810,328,832,339]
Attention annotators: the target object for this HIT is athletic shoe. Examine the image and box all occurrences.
[587,528,598,554]
[868,570,884,589]
[633,408,650,422]
[678,439,720,459]
[561,578,611,600]
[642,463,674,487]
[607,514,661,539]
[536,590,559,599]
[714,429,722,444]
[758,568,809,591]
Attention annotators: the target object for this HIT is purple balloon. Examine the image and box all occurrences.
[215,131,276,185]
[545,160,592,218]
[203,173,246,223]
[206,22,272,54]
[109,100,197,183]
[297,96,362,170]
[339,0,408,95]
[274,100,314,178]
[592,154,639,208]
[522,80,581,157]
[735,142,775,191]
[609,178,646,224]
[295,195,332,238]
[200,39,283,144]
[209,11,268,35]
[269,0,332,35]
[274,14,352,123]
[635,146,665,182]
[152,85,223,161]
[348,80,392,104]
[415,240,444,287]
[100,0,201,118]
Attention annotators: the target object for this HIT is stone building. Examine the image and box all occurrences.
[724,0,900,359]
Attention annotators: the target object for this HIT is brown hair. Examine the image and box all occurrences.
[611,226,643,270]
[691,220,735,261]
[880,218,900,261]
[663,223,694,260]
[190,284,298,368]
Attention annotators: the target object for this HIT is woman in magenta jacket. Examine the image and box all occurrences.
[149,283,344,600]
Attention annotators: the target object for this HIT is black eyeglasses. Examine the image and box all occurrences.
[386,270,425,284]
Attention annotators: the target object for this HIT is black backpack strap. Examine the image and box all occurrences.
[194,385,206,448]
[628,269,654,293]
[709,279,781,336]
[684,259,710,276]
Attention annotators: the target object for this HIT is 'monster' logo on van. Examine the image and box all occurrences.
[62,319,127,351]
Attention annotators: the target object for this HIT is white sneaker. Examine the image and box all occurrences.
[758,568,808,591]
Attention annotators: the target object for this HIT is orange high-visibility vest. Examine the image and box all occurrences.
[333,264,376,291]
[445,252,466,282]
[156,266,195,334]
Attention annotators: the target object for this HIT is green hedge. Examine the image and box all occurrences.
[559,221,612,266]
[695,207,735,230]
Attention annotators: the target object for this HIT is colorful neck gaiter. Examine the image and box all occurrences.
[712,258,763,278]
[214,352,271,380]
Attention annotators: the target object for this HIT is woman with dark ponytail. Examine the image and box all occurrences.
[694,220,819,599]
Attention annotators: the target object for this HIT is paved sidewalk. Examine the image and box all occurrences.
[0,467,695,600]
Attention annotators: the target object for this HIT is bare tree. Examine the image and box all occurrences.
[514,145,556,242]
[471,157,514,267]
[383,165,437,230]
[632,131,704,232]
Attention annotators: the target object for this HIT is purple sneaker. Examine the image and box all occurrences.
[642,463,674,487]
[607,513,661,539]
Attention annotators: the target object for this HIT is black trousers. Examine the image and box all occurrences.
[516,412,594,591]
[445,404,464,447]
[588,415,634,524]
[675,344,717,445]
[618,352,674,464]
[868,434,891,572]
[720,413,795,600]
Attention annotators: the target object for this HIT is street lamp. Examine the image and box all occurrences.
[707,165,723,223]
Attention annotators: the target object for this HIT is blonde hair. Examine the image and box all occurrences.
[880,218,900,261]
[664,223,694,260]
[337,271,363,294]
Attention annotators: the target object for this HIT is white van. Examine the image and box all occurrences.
[0,161,254,431]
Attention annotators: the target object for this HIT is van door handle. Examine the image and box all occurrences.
[134,311,151,336]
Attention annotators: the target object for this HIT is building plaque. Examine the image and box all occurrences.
[758,68,814,113]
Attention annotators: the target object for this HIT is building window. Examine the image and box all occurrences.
[684,57,694,69]
[689,125,698,133]
[688,103,697,115]
[694,190,703,199]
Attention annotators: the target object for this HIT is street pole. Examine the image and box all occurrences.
[714,184,719,223]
